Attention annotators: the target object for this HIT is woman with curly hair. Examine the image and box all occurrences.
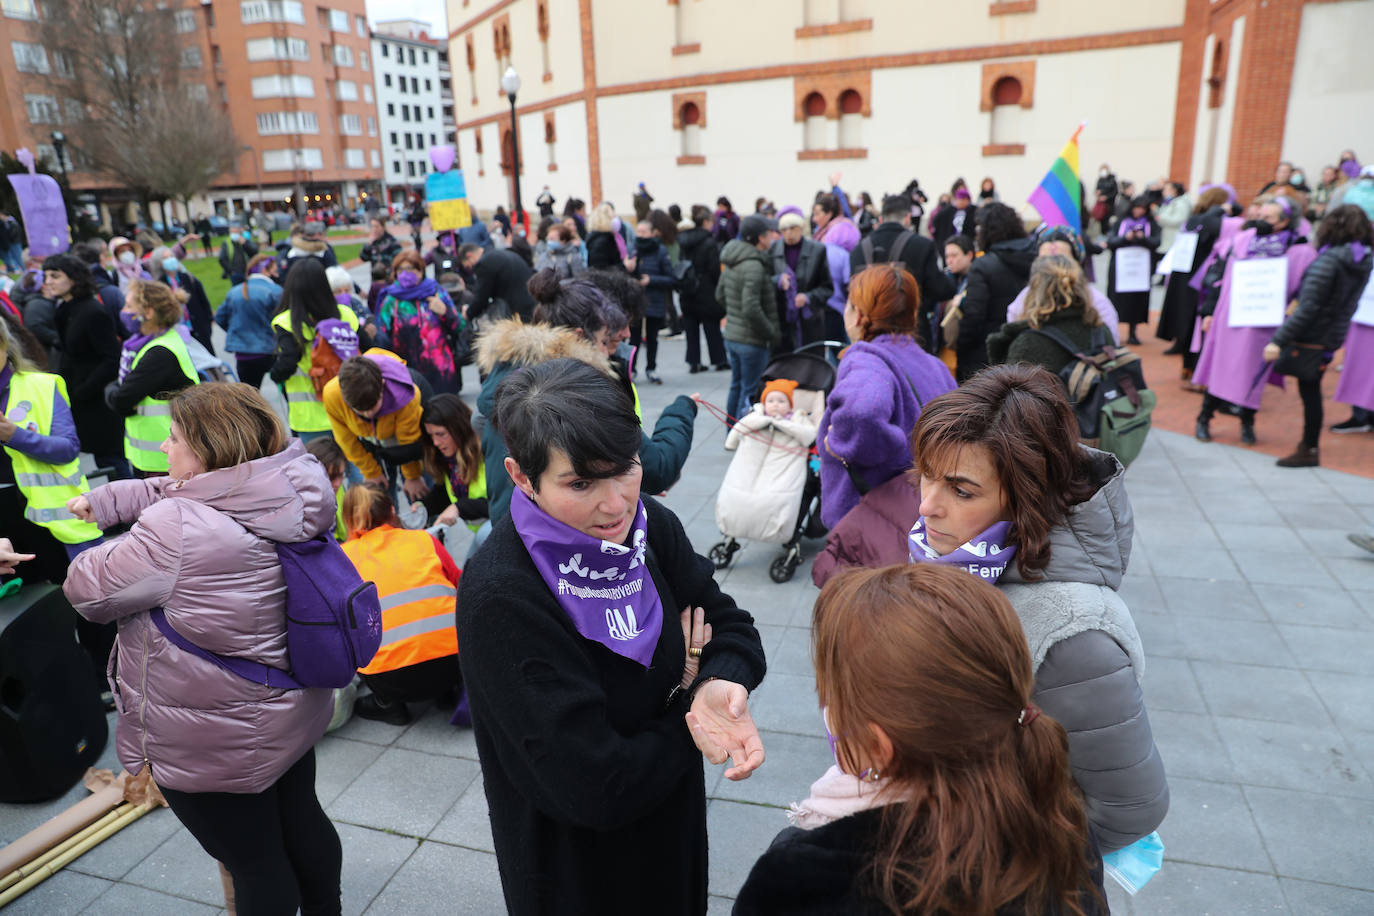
[987,256,1105,375]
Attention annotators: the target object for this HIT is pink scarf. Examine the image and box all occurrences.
[786,765,900,830]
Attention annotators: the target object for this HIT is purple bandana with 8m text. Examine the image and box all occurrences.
[908,517,1018,584]
[510,489,664,666]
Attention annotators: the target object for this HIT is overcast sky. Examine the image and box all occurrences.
[367,0,447,34]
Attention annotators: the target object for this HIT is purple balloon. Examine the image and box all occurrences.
[428,144,456,173]
[8,171,69,257]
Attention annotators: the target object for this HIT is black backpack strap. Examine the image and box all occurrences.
[888,230,915,265]
[860,236,876,267]
[1028,325,1089,358]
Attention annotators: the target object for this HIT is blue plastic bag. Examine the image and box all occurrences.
[1102,831,1164,894]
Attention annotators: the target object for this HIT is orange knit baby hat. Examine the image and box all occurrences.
[760,378,799,405]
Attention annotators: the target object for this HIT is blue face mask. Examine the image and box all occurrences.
[547,240,564,251]
[161,257,180,275]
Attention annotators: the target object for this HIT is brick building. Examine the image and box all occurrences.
[447,0,1374,219]
[0,0,384,228]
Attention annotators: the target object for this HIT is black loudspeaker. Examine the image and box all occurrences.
[0,583,109,803]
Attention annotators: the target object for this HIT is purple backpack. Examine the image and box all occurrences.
[152,534,382,689]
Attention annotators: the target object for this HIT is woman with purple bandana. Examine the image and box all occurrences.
[376,249,462,394]
[905,365,1167,854]
[1193,196,1318,444]
[457,358,766,916]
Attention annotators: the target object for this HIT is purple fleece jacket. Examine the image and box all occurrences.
[818,334,956,527]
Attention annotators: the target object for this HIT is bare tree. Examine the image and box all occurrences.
[35,0,235,222]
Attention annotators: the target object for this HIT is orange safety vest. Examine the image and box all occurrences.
[342,525,459,675]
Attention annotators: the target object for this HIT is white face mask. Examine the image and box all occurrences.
[1100,169,1109,177]
[117,251,135,265]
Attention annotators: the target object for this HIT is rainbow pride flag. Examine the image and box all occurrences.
[1028,123,1085,234]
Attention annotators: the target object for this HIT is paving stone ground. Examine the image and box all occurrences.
[3,268,1373,914]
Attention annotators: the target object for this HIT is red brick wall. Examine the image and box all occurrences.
[1225,0,1305,203]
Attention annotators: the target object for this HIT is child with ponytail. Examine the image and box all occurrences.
[735,564,1106,915]
[340,482,462,725]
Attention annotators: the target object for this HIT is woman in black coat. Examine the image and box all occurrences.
[457,359,765,916]
[1264,204,1374,468]
[1106,196,1160,345]
[676,205,727,372]
[957,202,1038,382]
[1157,187,1232,374]
[42,254,126,475]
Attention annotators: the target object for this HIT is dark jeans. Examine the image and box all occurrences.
[725,339,771,422]
[92,453,134,481]
[1298,370,1325,448]
[362,654,461,706]
[683,312,726,367]
[235,353,274,390]
[630,316,664,372]
[161,749,342,916]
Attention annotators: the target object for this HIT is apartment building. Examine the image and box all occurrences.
[372,18,456,210]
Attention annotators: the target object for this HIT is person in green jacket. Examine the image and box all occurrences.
[718,214,780,421]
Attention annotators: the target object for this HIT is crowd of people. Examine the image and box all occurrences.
[0,143,1370,916]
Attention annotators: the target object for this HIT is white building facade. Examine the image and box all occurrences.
[372,18,456,209]
[446,0,1374,220]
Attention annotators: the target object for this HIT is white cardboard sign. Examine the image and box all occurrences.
[1353,275,1374,328]
[1169,231,1199,273]
[1227,257,1289,328]
[1115,246,1152,293]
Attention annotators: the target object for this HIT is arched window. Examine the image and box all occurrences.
[990,77,1023,145]
[838,88,863,149]
[544,111,557,171]
[680,101,702,157]
[1208,39,1226,109]
[803,91,828,151]
[500,128,516,175]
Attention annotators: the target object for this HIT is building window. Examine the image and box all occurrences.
[544,110,557,170]
[407,161,416,177]
[173,8,196,32]
[392,160,401,174]
[466,33,477,103]
[246,37,309,61]
[250,74,314,98]
[980,61,1033,155]
[240,0,304,25]
[381,43,389,57]
[401,106,410,122]
[838,88,863,149]
[11,41,48,74]
[673,92,705,164]
[360,50,368,71]
[404,133,413,150]
[408,47,415,66]
[24,93,58,124]
[263,147,324,171]
[363,84,373,103]
[475,130,484,175]
[410,76,418,93]
[797,0,872,37]
[257,110,319,134]
[355,13,366,36]
[1208,39,1227,110]
[429,133,436,146]
[340,113,362,135]
[492,14,511,89]
[537,0,552,76]
[412,105,421,120]
[344,148,365,168]
[384,73,392,87]
[181,46,203,68]
[2,0,36,19]
[332,44,353,67]
[422,50,428,64]
[802,91,827,151]
[424,78,431,91]
[370,149,381,167]
[427,106,434,119]
[329,9,348,31]
[387,103,394,116]
[335,79,358,101]
[367,116,377,136]
[398,77,406,94]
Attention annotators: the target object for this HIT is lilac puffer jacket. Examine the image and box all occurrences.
[64,439,336,794]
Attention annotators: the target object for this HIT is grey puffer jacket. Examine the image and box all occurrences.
[64,439,336,794]
[999,447,1168,852]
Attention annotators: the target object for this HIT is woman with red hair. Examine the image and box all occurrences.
[817,264,955,527]
[735,564,1106,916]
[375,250,462,394]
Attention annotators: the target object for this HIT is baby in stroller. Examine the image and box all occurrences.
[712,378,819,580]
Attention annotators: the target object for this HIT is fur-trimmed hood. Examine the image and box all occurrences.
[287,232,328,256]
[474,318,614,376]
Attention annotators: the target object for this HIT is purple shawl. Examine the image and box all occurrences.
[384,276,442,303]
[1118,216,1151,237]
[908,518,1017,583]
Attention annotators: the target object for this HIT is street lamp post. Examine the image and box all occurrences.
[50,131,74,228]
[500,66,524,232]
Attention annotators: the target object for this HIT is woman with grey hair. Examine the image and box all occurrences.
[147,245,214,351]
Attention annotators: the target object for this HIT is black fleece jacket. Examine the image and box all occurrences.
[457,496,765,916]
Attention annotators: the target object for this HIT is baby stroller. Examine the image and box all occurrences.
[709,343,838,583]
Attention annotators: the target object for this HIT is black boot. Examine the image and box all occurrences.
[1240,421,1257,446]
[354,693,413,726]
[1195,418,1212,442]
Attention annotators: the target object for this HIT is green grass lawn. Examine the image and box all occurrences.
[188,242,366,312]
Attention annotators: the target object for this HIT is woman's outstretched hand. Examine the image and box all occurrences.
[686,680,765,781]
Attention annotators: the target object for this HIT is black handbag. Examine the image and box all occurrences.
[1272,341,1326,380]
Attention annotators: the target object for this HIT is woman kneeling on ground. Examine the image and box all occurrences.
[63,382,342,915]
[457,358,766,915]
[342,482,461,725]
[735,564,1106,916]
[907,364,1168,852]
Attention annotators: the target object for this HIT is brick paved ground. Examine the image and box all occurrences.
[2,265,1372,914]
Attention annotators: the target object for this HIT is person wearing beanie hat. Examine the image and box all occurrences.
[770,211,832,353]
[718,217,781,420]
[759,378,798,417]
[717,375,818,545]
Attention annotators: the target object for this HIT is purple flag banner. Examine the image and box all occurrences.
[8,148,69,256]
